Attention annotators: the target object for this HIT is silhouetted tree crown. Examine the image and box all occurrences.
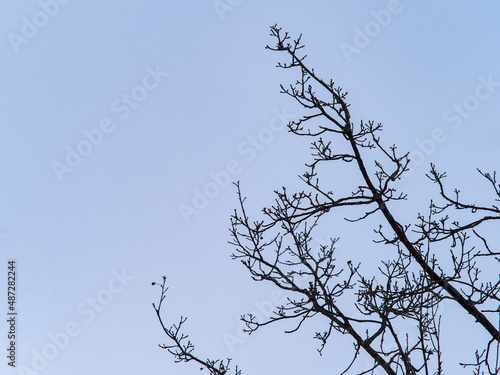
[153,25,500,375]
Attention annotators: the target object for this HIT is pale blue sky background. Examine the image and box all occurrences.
[1,1,500,374]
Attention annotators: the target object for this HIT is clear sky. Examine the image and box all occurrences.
[1,1,500,374]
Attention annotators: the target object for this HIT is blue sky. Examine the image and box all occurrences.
[1,1,500,374]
